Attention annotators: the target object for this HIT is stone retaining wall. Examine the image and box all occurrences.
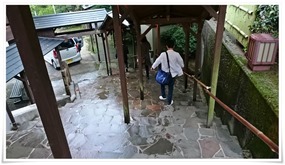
[200,19,278,158]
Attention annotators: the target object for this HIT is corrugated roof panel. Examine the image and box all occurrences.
[6,37,64,82]
[33,9,107,29]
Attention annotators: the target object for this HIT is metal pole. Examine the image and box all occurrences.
[112,5,130,124]
[207,5,227,127]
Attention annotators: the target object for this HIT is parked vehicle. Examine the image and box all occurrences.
[44,37,82,69]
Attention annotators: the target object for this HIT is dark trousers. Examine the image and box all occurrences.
[160,76,175,105]
[145,64,150,79]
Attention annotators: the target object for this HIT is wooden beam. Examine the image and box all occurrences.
[193,20,203,101]
[203,5,218,20]
[6,102,18,130]
[55,28,94,36]
[141,17,197,25]
[94,34,101,62]
[6,5,71,158]
[104,32,113,75]
[101,33,110,76]
[182,23,190,91]
[207,5,227,127]
[112,5,130,124]
[139,25,154,41]
[119,10,129,24]
[122,5,145,100]
[157,24,161,56]
[189,27,198,38]
[20,71,35,104]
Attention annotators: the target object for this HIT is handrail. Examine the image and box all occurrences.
[184,72,279,154]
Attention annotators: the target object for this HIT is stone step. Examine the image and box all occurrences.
[52,88,244,159]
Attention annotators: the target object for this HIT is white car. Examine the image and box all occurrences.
[44,37,82,69]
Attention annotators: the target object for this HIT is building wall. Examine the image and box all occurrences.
[225,5,257,48]
[201,19,278,158]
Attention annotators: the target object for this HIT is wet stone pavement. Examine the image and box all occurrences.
[6,63,244,159]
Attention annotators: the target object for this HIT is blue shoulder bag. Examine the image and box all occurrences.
[155,52,171,85]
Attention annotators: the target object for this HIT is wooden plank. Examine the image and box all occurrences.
[6,5,71,158]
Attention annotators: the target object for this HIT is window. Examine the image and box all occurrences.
[59,39,74,49]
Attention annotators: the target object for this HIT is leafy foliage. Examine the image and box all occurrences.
[30,5,54,16]
[30,5,83,16]
[249,5,279,38]
[30,5,111,16]
[160,24,197,56]
[91,5,112,12]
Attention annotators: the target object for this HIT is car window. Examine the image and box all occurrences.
[73,38,78,43]
[59,39,74,49]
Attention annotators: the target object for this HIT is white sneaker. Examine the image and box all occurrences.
[159,96,167,100]
[169,100,174,105]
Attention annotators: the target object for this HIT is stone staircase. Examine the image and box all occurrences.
[6,69,245,159]
[56,70,244,159]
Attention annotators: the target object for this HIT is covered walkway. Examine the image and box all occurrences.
[6,54,244,159]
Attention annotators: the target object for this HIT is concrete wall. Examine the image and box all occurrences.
[201,20,278,158]
[225,5,257,48]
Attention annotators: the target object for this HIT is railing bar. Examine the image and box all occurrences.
[184,72,279,154]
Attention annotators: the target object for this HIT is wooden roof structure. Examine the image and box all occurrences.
[110,5,222,124]
[120,5,218,25]
[6,5,226,158]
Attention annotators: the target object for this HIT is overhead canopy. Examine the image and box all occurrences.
[6,37,64,82]
[33,8,107,30]
[99,11,130,31]
[120,5,218,25]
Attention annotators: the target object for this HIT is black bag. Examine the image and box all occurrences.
[155,52,171,85]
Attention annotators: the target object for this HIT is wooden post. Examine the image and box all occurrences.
[105,32,112,75]
[157,24,161,56]
[193,20,203,101]
[6,102,18,130]
[112,5,130,124]
[182,23,190,92]
[56,47,71,96]
[7,5,71,158]
[94,33,101,62]
[101,33,110,76]
[126,6,144,100]
[135,23,144,100]
[90,34,95,53]
[19,71,35,103]
[207,5,227,127]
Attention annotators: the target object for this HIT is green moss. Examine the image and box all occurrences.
[201,21,279,158]
[248,66,279,115]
